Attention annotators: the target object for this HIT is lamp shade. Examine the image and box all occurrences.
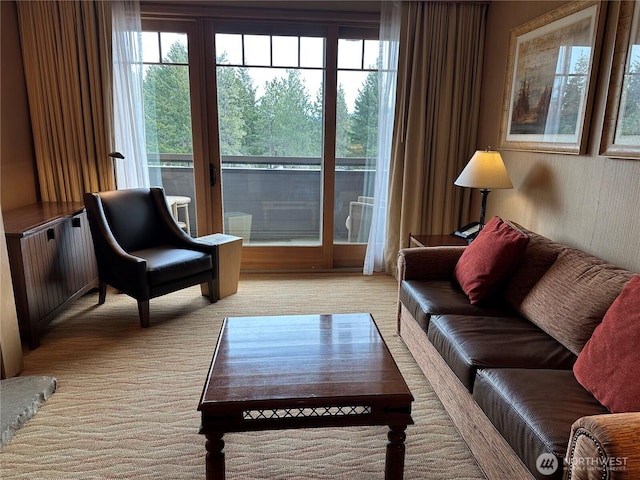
[454,150,513,190]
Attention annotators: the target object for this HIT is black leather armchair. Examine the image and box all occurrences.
[83,187,218,327]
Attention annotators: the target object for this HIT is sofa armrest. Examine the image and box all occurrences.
[397,246,466,281]
[565,412,640,480]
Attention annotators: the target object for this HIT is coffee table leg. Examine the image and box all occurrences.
[205,432,225,480]
[385,425,407,480]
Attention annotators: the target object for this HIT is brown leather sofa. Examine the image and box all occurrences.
[396,227,639,480]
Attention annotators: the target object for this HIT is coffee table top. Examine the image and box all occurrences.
[198,313,413,431]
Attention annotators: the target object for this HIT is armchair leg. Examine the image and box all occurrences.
[138,300,150,328]
[208,278,219,303]
[98,282,107,305]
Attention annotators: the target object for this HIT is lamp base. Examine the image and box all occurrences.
[479,189,491,229]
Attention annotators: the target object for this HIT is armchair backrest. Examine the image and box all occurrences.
[84,188,176,253]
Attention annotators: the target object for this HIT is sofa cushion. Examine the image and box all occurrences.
[500,230,565,311]
[131,247,213,286]
[428,315,576,392]
[573,275,640,413]
[454,216,530,304]
[399,280,514,332]
[473,368,609,480]
[518,248,634,355]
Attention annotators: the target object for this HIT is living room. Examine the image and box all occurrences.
[2,1,638,274]
[1,1,639,479]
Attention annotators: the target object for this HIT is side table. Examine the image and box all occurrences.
[408,233,469,248]
[197,233,243,299]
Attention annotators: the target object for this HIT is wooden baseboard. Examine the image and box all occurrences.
[398,304,534,480]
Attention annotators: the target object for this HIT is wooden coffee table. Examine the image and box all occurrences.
[198,313,414,479]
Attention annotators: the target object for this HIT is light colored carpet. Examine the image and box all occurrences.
[0,272,485,479]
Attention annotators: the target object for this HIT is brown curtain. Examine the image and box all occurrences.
[384,1,487,275]
[16,0,115,202]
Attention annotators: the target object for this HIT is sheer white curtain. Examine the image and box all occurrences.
[112,0,149,189]
[363,1,401,275]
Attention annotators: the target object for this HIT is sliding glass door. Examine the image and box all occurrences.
[334,38,380,246]
[141,26,200,237]
[141,15,380,270]
[214,33,325,246]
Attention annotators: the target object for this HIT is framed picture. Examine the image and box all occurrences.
[499,1,604,154]
[600,1,640,159]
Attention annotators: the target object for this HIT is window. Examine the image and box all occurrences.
[215,33,325,245]
[214,33,381,246]
[141,31,197,235]
[335,38,380,244]
[140,6,381,269]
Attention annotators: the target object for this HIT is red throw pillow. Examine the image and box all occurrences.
[573,275,640,413]
[453,216,530,304]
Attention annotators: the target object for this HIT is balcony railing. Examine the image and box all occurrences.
[147,154,374,243]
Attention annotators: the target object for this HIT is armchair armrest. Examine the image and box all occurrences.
[565,412,640,480]
[397,246,466,281]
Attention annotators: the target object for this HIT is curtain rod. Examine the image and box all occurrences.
[140,2,381,25]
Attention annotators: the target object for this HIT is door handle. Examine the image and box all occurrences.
[209,164,217,187]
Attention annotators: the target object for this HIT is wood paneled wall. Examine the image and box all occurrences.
[478,1,640,273]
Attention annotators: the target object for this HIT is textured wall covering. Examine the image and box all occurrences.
[478,1,640,273]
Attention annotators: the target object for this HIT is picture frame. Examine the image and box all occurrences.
[600,1,640,159]
[499,1,604,154]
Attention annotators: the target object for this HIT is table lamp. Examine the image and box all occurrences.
[454,148,512,229]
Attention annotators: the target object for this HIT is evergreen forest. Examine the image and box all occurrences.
[143,42,379,162]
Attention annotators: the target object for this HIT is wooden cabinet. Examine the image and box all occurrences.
[3,202,98,349]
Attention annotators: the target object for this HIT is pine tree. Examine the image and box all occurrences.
[216,64,247,156]
[256,69,319,157]
[335,84,351,158]
[535,85,552,127]
[512,77,530,124]
[236,68,260,155]
[142,42,193,154]
[349,71,378,158]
